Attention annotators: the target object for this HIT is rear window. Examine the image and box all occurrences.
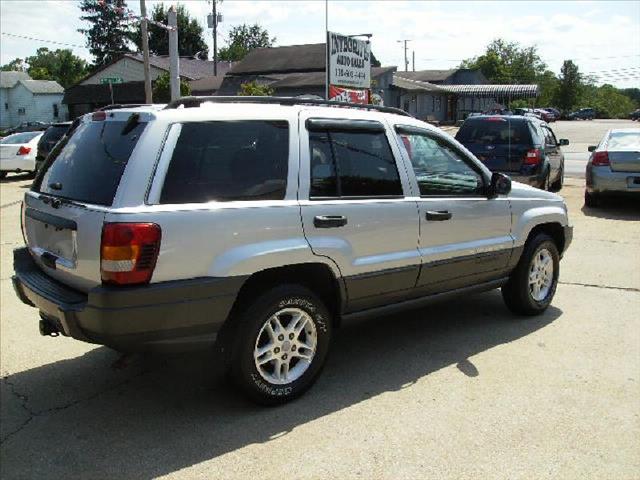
[160,121,289,203]
[39,125,69,145]
[456,119,531,145]
[1,131,40,144]
[608,131,640,150]
[35,119,146,206]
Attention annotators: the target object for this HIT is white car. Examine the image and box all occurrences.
[0,131,43,179]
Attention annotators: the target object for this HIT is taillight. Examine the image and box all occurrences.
[101,223,161,285]
[523,148,542,165]
[592,151,610,166]
[17,146,31,155]
[92,111,106,121]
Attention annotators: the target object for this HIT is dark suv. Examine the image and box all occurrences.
[568,108,595,120]
[455,115,569,191]
[35,122,72,172]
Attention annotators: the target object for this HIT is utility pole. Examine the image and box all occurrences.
[140,0,152,103]
[212,0,218,76]
[412,50,415,72]
[168,6,180,101]
[397,39,410,71]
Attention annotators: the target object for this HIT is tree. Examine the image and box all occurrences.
[24,48,88,88]
[1,58,27,72]
[218,24,275,62]
[152,72,190,102]
[580,84,636,118]
[78,0,132,67]
[460,39,547,84]
[237,81,273,96]
[555,60,582,111]
[130,3,208,59]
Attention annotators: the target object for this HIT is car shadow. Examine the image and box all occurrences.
[0,173,33,184]
[0,291,562,479]
[581,196,640,221]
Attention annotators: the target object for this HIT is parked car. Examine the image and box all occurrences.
[543,107,561,119]
[35,122,72,173]
[0,131,43,179]
[455,115,568,191]
[630,109,640,121]
[534,109,555,122]
[567,108,595,120]
[12,98,572,404]
[5,121,50,135]
[584,128,640,207]
[513,108,541,120]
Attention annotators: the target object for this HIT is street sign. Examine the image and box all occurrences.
[100,77,123,85]
[327,31,371,89]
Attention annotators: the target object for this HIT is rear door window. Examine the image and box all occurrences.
[35,118,146,206]
[456,119,531,145]
[160,121,289,203]
[309,130,403,198]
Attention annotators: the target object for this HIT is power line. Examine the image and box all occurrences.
[1,32,88,49]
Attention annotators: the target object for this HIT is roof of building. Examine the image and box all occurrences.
[391,76,447,93]
[0,71,31,89]
[229,43,327,75]
[189,74,227,93]
[395,70,457,83]
[259,67,397,89]
[19,79,64,94]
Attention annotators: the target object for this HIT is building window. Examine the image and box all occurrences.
[17,107,25,115]
[53,103,59,118]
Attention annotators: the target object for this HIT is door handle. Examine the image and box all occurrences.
[314,215,348,228]
[426,210,452,221]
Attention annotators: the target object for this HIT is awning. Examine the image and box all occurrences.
[443,84,539,98]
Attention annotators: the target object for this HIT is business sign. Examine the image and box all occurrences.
[328,85,369,104]
[327,31,371,89]
[100,77,123,85]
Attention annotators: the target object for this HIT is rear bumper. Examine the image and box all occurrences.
[12,247,245,352]
[1,157,35,172]
[586,165,640,195]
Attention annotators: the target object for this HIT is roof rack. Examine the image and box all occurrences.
[97,104,153,111]
[164,96,412,117]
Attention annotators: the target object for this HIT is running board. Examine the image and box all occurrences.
[341,278,508,321]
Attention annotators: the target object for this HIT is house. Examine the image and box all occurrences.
[0,71,67,130]
[392,69,538,122]
[217,43,397,105]
[62,53,234,117]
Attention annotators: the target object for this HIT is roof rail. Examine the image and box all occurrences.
[97,104,153,111]
[164,96,412,117]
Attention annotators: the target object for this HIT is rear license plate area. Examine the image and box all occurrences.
[27,219,77,266]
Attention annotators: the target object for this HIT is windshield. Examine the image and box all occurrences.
[34,119,147,206]
[1,132,41,144]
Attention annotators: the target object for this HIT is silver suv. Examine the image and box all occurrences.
[12,97,573,404]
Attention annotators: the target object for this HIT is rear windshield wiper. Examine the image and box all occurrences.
[120,113,140,136]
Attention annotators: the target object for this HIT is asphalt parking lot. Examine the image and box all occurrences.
[1,119,639,479]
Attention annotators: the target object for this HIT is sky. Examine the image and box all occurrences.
[1,0,639,88]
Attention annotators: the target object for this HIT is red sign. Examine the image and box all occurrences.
[329,85,369,104]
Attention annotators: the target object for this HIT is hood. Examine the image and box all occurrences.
[508,181,563,201]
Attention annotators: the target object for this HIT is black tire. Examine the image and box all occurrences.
[0,172,7,179]
[229,284,333,405]
[550,165,564,192]
[584,190,600,208]
[502,234,560,316]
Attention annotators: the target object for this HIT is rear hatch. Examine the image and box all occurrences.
[607,131,640,173]
[24,112,148,292]
[455,117,532,173]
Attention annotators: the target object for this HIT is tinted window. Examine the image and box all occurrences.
[39,125,69,146]
[309,130,402,198]
[160,121,289,203]
[456,119,531,145]
[542,126,557,146]
[398,130,484,196]
[0,131,40,144]
[36,119,146,206]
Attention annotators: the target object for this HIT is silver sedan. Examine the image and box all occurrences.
[585,128,640,207]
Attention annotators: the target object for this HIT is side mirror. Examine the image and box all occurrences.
[489,172,511,197]
[588,145,597,152]
[558,139,569,146]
